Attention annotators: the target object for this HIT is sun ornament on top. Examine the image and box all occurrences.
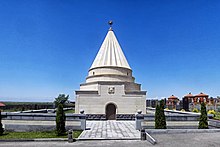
[108,20,113,31]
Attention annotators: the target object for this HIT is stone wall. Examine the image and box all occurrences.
[75,94,146,114]
[2,112,86,131]
[76,83,146,114]
[136,113,200,130]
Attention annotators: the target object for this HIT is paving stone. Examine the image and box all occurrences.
[78,120,140,139]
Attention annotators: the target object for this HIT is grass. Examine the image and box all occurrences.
[0,130,82,139]
[214,112,220,120]
[64,109,75,113]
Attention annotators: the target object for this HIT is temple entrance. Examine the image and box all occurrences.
[106,103,116,120]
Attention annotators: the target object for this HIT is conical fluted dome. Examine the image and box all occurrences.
[90,29,131,70]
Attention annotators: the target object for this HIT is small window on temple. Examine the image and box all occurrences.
[93,72,95,75]
[127,72,129,76]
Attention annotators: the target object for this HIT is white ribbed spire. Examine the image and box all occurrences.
[90,29,131,70]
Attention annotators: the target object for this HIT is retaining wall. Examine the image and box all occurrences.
[1,112,86,132]
[136,113,200,130]
[208,119,220,128]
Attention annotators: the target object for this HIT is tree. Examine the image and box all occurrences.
[160,100,167,129]
[198,102,208,129]
[54,94,69,107]
[56,104,66,136]
[155,104,161,129]
[155,100,167,129]
[0,110,4,136]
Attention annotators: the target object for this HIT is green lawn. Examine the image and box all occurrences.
[0,131,82,139]
[215,112,220,120]
[64,109,75,113]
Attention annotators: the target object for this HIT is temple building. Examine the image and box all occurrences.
[75,22,146,120]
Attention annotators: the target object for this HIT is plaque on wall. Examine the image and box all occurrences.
[108,87,115,94]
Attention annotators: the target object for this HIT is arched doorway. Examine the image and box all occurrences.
[106,103,116,120]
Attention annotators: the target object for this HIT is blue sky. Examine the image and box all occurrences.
[0,0,220,102]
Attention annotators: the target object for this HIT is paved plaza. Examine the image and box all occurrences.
[78,120,140,140]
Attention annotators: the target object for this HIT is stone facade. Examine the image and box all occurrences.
[75,24,146,119]
[75,81,146,114]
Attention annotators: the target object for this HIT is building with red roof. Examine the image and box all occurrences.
[0,102,5,111]
[184,92,194,103]
[194,92,209,103]
[166,95,179,109]
[0,102,5,107]
[183,92,209,104]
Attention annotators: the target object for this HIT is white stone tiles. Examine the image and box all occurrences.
[78,121,140,139]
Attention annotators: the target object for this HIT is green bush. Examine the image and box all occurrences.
[0,111,4,136]
[198,102,208,129]
[208,110,216,117]
[192,108,199,113]
[215,112,220,120]
[56,104,66,136]
[155,100,167,129]
[181,109,185,112]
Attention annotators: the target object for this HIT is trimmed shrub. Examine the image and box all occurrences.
[155,104,161,129]
[160,100,167,129]
[192,108,199,113]
[208,110,216,117]
[155,100,167,129]
[56,104,66,136]
[198,102,208,129]
[0,110,4,135]
[181,109,185,112]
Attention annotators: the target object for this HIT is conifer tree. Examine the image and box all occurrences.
[155,100,167,129]
[0,110,4,136]
[198,102,208,129]
[155,104,161,129]
[56,104,66,136]
[160,100,167,129]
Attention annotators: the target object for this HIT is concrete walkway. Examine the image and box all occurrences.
[1,133,220,147]
[78,121,140,140]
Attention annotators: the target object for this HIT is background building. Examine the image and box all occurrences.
[166,95,179,110]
